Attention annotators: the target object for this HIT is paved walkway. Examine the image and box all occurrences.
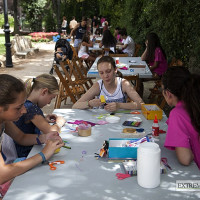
[0,41,153,115]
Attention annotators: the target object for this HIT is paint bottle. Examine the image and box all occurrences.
[152,114,159,138]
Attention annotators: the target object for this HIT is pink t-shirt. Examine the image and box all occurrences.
[164,101,200,169]
[149,47,167,76]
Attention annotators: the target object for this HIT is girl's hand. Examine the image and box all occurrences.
[42,140,64,160]
[88,99,104,108]
[104,102,119,112]
[43,131,63,144]
[46,114,57,123]
[55,116,66,128]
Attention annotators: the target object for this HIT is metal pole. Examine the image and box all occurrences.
[3,0,13,68]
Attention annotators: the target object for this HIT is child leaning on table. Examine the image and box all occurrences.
[72,56,144,111]
[162,66,200,169]
[2,74,65,163]
[0,74,64,198]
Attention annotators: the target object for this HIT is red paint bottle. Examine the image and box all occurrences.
[152,114,159,138]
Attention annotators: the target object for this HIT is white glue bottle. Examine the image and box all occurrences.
[152,114,159,138]
[137,142,161,188]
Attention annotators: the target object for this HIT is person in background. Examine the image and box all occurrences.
[119,28,135,56]
[61,16,67,35]
[69,16,78,42]
[72,56,143,111]
[2,74,65,161]
[92,16,98,35]
[0,74,63,198]
[103,21,109,32]
[162,66,200,170]
[68,16,87,52]
[114,27,122,43]
[141,32,167,78]
[78,34,96,65]
[99,30,117,55]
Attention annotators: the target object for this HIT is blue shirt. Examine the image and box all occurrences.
[14,100,44,157]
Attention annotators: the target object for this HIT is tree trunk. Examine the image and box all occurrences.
[13,0,20,35]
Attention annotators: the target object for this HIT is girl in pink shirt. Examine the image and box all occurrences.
[162,66,200,169]
[141,32,168,77]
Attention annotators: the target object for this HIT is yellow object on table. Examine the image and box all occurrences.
[141,104,163,120]
[54,148,61,154]
[100,95,106,103]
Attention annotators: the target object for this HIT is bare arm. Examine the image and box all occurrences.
[72,82,103,109]
[0,139,64,184]
[141,48,147,61]
[175,147,194,166]
[31,114,65,133]
[5,121,62,146]
[68,23,79,38]
[149,61,159,71]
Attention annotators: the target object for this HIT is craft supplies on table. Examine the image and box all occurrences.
[121,128,146,138]
[105,116,120,123]
[137,142,161,188]
[108,137,149,159]
[78,123,91,137]
[129,65,146,73]
[141,104,163,120]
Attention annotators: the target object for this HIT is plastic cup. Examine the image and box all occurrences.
[116,57,119,64]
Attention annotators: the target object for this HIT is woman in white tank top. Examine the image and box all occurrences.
[73,56,144,111]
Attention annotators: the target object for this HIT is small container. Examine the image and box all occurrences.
[137,142,161,188]
[115,57,119,64]
[78,123,91,137]
[152,114,159,138]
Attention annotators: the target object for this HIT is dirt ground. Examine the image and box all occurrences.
[0,42,156,115]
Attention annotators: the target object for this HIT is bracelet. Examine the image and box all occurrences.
[36,134,42,145]
[38,152,46,164]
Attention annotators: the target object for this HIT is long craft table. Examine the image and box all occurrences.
[87,57,153,79]
[4,109,200,200]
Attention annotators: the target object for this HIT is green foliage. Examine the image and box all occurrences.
[0,14,14,28]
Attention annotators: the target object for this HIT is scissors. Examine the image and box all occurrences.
[161,157,172,170]
[116,173,131,180]
[48,160,65,170]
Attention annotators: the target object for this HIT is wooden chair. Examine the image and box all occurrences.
[134,43,141,57]
[109,53,129,57]
[122,74,140,92]
[148,58,184,108]
[53,63,85,108]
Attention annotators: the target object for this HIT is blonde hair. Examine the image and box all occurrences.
[25,74,59,97]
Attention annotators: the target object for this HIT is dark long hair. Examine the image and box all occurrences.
[145,32,166,63]
[0,74,25,110]
[102,30,117,48]
[162,66,200,134]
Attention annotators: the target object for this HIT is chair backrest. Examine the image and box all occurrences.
[70,45,78,59]
[109,53,129,57]
[134,43,141,57]
[53,64,77,103]
[169,57,183,67]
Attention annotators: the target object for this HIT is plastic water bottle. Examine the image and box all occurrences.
[137,142,161,188]
[152,114,159,138]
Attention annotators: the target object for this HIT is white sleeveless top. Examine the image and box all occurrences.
[97,77,127,103]
[78,44,89,58]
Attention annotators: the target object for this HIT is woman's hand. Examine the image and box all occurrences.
[104,102,119,112]
[88,99,104,108]
[46,114,57,123]
[42,140,64,160]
